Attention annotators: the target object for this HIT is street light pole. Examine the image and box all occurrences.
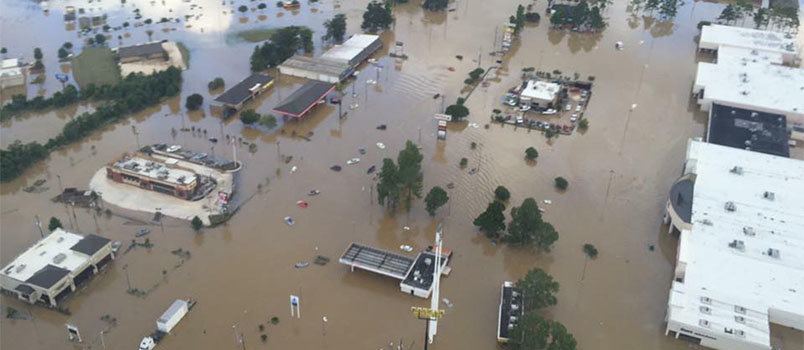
[123,265,131,292]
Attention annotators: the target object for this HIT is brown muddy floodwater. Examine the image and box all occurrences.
[3,0,802,349]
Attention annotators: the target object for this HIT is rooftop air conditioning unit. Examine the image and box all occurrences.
[730,166,743,175]
[734,305,746,314]
[725,202,736,212]
[700,296,712,304]
[768,248,780,259]
[743,227,756,236]
[700,306,711,314]
[735,316,745,324]
[763,191,775,201]
[735,329,745,337]
[699,319,710,328]
[728,240,745,251]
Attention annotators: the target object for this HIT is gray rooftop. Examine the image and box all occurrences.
[214,74,274,106]
[117,42,165,59]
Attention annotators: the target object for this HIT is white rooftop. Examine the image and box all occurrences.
[1,58,22,77]
[717,45,785,66]
[520,80,560,102]
[668,140,804,347]
[2,58,19,69]
[694,56,804,116]
[700,24,798,56]
[321,34,379,63]
[1,229,92,282]
[113,156,196,186]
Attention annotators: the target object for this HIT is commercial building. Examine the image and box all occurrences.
[519,80,560,107]
[116,42,168,63]
[0,229,114,307]
[698,24,798,65]
[1,58,25,89]
[693,27,804,125]
[213,73,274,111]
[497,281,524,343]
[272,81,335,119]
[106,153,199,200]
[663,139,804,350]
[706,103,789,157]
[278,34,381,83]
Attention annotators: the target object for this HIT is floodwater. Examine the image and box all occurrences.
[2,0,802,349]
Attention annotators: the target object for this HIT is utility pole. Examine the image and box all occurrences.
[56,174,63,193]
[100,330,107,350]
[34,215,44,238]
[123,264,132,292]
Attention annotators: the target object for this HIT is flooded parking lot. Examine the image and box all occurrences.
[2,0,802,349]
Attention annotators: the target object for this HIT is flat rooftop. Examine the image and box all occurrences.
[214,74,273,106]
[1,229,109,287]
[273,81,334,118]
[694,57,804,116]
[498,281,524,341]
[279,55,351,77]
[667,140,804,347]
[321,34,380,63]
[111,155,197,186]
[708,103,789,157]
[400,251,447,292]
[520,80,560,101]
[699,24,798,56]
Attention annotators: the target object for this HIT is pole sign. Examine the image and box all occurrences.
[411,307,444,320]
[290,295,301,318]
[434,113,452,122]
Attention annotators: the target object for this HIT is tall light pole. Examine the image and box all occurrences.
[428,224,444,343]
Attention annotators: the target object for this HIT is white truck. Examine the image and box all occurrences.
[139,299,193,350]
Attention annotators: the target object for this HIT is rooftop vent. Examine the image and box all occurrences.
[735,316,745,324]
[724,327,734,335]
[701,296,712,305]
[763,191,775,201]
[743,227,756,237]
[699,319,710,328]
[767,248,780,259]
[14,264,26,273]
[730,166,743,175]
[734,305,746,314]
[725,202,736,212]
[53,253,67,264]
[735,329,745,337]
[728,240,746,251]
[700,306,711,314]
[702,219,713,226]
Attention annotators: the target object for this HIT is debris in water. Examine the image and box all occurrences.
[290,166,297,173]
[648,244,655,251]
[284,216,295,226]
[347,158,360,165]
[297,200,308,208]
[376,142,386,149]
[442,298,453,307]
[308,189,320,196]
[446,182,455,189]
[402,226,411,231]
[455,55,463,60]
[367,165,376,174]
[543,200,552,204]
[330,165,342,172]
[469,123,480,128]
[615,41,624,50]
[295,262,309,268]
[314,256,330,265]
[376,124,387,130]
[358,147,366,155]
[400,245,413,252]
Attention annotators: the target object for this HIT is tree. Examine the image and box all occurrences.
[753,8,769,29]
[240,109,261,124]
[34,47,43,60]
[208,77,225,90]
[94,33,106,45]
[578,119,589,130]
[525,147,538,160]
[422,0,448,11]
[250,26,314,71]
[258,2,267,10]
[191,216,203,230]
[48,217,63,231]
[259,114,278,129]
[658,0,679,19]
[63,42,73,50]
[397,140,424,211]
[377,158,400,208]
[238,5,249,13]
[185,93,203,110]
[1,47,7,54]
[324,14,347,42]
[58,48,69,60]
[424,186,448,216]
[588,6,605,29]
[554,177,568,190]
[33,60,44,70]
[445,98,469,120]
[473,201,506,237]
[494,186,510,201]
[583,243,598,258]
[506,198,558,251]
[361,1,393,32]
[516,268,559,310]
[718,5,740,24]
[146,30,154,41]
[508,313,577,350]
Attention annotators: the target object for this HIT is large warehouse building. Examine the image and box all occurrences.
[278,34,382,83]
[0,229,114,307]
[663,140,804,350]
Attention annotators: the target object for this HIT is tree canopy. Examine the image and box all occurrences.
[191,216,203,230]
[445,97,469,120]
[516,268,559,310]
[34,47,42,60]
[259,114,278,129]
[525,147,538,160]
[324,14,347,42]
[208,77,225,90]
[554,177,568,190]
[240,109,261,124]
[377,141,423,211]
[185,93,203,110]
[377,158,401,209]
[505,198,558,251]
[508,313,577,350]
[361,1,394,32]
[424,186,449,216]
[494,186,511,201]
[422,0,448,11]
[473,201,506,237]
[48,217,63,231]
[250,26,313,71]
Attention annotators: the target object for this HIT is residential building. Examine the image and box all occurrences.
[0,58,25,89]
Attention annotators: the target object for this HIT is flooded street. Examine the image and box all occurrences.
[3,0,799,349]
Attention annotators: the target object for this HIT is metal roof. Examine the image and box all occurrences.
[214,74,274,105]
[25,265,71,289]
[70,234,111,256]
[273,81,334,117]
[117,42,165,59]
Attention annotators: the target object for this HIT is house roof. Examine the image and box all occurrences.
[214,74,274,105]
[273,81,334,117]
[117,42,166,59]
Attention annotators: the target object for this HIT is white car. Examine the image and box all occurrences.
[565,104,572,111]
[570,114,578,122]
[575,105,582,112]
[581,90,588,97]
[519,105,531,112]
[516,115,524,124]
[542,109,557,115]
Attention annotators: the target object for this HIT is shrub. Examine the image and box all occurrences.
[185,93,203,110]
[48,217,63,231]
[270,316,279,324]
[191,216,203,230]
[578,118,589,130]
[459,158,468,167]
[240,109,260,124]
[583,243,598,259]
[554,177,568,190]
[207,77,224,90]
[94,33,106,45]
